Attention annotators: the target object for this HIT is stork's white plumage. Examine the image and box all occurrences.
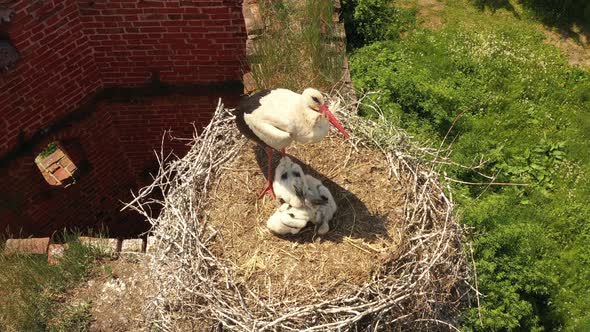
[266,203,310,235]
[273,157,307,208]
[304,174,337,235]
[243,89,347,148]
[267,164,337,236]
[234,88,349,199]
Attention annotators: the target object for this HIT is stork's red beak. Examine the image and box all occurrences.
[319,104,350,138]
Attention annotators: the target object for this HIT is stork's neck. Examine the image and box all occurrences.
[294,106,329,143]
[301,106,321,127]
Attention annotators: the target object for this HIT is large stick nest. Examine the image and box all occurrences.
[126,96,472,331]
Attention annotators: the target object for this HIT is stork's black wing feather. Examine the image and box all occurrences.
[233,89,272,148]
[295,186,306,202]
[308,198,329,206]
[236,90,272,115]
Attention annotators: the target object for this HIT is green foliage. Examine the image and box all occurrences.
[49,301,92,332]
[349,1,590,330]
[497,139,566,191]
[0,239,100,331]
[38,142,58,158]
[473,0,590,30]
[522,0,590,26]
[341,0,416,49]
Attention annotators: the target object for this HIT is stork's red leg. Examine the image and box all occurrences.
[258,147,276,199]
[280,148,286,156]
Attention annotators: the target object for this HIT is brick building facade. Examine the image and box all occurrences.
[0,0,246,237]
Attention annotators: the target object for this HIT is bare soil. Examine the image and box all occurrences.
[65,256,151,332]
[542,26,590,68]
[207,135,406,301]
[416,0,445,29]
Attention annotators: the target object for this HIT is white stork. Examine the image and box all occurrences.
[266,203,311,235]
[304,174,337,235]
[273,156,307,208]
[234,88,349,199]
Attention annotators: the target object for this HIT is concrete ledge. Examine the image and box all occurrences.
[121,239,144,255]
[79,237,121,255]
[242,0,263,35]
[146,236,160,254]
[4,238,50,255]
[3,236,154,264]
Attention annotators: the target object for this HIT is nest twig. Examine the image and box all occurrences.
[127,95,472,331]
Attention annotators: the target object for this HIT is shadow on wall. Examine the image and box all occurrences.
[0,0,248,238]
[0,92,241,239]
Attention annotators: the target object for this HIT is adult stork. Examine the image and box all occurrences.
[234,88,349,199]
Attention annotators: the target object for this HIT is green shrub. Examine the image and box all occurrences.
[473,0,590,28]
[341,0,416,49]
[38,142,58,158]
[522,0,590,26]
[349,2,590,330]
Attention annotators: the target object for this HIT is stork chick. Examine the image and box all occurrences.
[273,157,307,208]
[234,88,349,199]
[266,204,310,235]
[304,175,337,235]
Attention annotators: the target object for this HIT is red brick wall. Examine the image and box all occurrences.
[0,105,145,237]
[1,0,246,156]
[103,93,239,180]
[0,1,102,156]
[78,0,246,86]
[0,93,239,237]
[0,0,246,237]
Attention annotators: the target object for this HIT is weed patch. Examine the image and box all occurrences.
[0,239,102,331]
[248,0,344,91]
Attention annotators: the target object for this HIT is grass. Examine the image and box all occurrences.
[472,0,590,33]
[247,0,344,92]
[0,238,104,331]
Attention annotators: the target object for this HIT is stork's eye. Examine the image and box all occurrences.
[281,172,288,180]
[312,96,320,104]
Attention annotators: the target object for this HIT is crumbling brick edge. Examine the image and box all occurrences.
[3,236,156,265]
